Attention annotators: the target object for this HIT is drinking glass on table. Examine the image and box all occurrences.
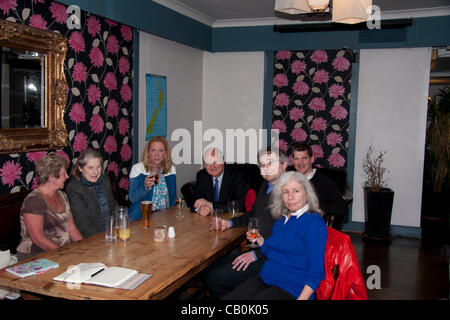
[211,209,223,231]
[115,206,128,237]
[141,201,152,227]
[248,217,260,248]
[105,215,117,242]
[228,200,239,217]
[118,210,130,241]
[176,198,185,218]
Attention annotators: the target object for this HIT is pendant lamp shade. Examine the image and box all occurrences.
[332,0,372,24]
[275,0,312,15]
[275,0,331,14]
[308,0,330,11]
[275,0,373,24]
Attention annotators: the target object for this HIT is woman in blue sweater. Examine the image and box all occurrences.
[128,136,176,221]
[223,171,327,300]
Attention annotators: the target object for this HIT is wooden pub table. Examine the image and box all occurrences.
[0,207,246,300]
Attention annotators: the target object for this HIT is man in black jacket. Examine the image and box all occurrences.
[291,142,348,229]
[203,147,288,299]
[192,147,248,216]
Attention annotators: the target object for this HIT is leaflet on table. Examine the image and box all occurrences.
[5,259,59,278]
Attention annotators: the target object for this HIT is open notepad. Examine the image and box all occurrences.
[53,263,150,289]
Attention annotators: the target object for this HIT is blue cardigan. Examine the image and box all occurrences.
[128,162,176,221]
[259,212,327,299]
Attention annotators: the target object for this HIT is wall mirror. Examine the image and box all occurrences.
[0,19,68,154]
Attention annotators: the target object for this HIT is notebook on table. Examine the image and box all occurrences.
[53,263,150,289]
[6,258,59,278]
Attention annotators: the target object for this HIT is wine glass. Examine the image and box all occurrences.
[176,198,185,218]
[150,167,160,185]
[248,217,260,248]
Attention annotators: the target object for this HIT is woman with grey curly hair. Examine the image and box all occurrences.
[269,171,323,219]
[223,171,328,300]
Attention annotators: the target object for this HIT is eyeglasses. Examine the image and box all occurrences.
[259,159,279,168]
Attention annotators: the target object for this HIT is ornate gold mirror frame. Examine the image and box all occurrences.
[0,19,68,154]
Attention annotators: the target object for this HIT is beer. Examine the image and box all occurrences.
[119,227,130,241]
[141,201,152,228]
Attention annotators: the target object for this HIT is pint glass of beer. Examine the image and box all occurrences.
[141,201,152,228]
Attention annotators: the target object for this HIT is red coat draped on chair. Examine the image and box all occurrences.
[316,227,368,300]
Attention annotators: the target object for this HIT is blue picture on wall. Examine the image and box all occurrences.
[146,74,167,140]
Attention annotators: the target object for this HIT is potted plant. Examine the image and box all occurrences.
[421,86,450,242]
[362,145,394,239]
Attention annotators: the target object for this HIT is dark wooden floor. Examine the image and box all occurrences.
[170,232,449,300]
[349,232,449,300]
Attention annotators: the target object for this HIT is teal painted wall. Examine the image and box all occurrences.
[57,0,212,51]
[211,16,450,52]
[57,1,449,52]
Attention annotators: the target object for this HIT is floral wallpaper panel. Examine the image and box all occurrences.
[272,49,353,169]
[0,0,133,195]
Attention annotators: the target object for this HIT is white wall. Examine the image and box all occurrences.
[202,52,265,164]
[138,34,265,195]
[352,48,431,227]
[138,31,204,194]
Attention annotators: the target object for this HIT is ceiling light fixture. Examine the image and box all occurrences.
[275,0,373,24]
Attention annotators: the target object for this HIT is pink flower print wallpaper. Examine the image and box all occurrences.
[272,49,353,169]
[0,0,133,195]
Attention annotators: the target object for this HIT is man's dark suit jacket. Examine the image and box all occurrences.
[230,181,275,259]
[310,170,348,227]
[192,165,248,213]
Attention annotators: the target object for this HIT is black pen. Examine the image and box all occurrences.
[91,268,105,277]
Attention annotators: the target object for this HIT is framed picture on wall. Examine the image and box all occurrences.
[145,74,167,140]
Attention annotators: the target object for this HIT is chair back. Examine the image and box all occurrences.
[244,189,256,212]
[0,189,30,253]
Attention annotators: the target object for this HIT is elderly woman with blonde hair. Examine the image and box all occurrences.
[16,153,83,261]
[223,171,328,300]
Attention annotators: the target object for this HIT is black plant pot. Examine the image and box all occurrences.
[364,187,394,239]
[421,189,449,243]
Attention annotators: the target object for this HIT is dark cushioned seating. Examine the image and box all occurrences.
[0,189,30,253]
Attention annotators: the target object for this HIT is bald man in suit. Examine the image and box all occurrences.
[192,147,247,216]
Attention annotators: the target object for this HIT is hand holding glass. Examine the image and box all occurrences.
[248,217,260,248]
[150,167,159,185]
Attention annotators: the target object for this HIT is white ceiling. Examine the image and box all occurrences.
[154,0,450,26]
